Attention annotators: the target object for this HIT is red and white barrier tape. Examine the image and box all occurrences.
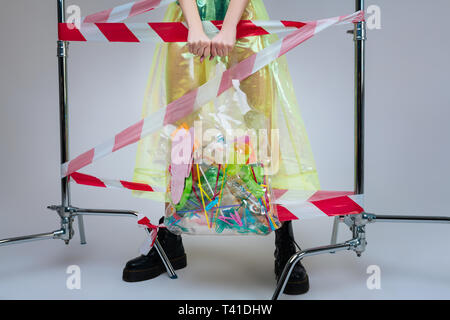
[82,0,173,23]
[69,172,364,220]
[59,20,309,43]
[63,1,365,230]
[69,171,160,192]
[61,11,364,179]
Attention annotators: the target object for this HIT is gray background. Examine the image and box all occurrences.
[0,0,449,299]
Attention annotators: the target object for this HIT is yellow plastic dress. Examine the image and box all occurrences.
[132,0,320,203]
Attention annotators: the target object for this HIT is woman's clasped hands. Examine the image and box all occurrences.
[187,25,237,62]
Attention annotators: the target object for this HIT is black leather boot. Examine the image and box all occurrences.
[274,221,309,295]
[122,217,187,282]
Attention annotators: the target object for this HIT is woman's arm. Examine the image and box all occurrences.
[179,0,211,60]
[211,0,250,58]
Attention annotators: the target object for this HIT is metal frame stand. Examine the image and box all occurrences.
[0,0,177,280]
[1,0,448,299]
[272,0,450,300]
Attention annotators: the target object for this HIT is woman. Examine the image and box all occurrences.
[122,0,320,295]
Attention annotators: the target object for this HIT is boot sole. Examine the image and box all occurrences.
[281,275,310,295]
[122,254,187,283]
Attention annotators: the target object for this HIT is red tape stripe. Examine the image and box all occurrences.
[279,22,316,57]
[67,149,95,176]
[163,88,198,125]
[211,20,270,39]
[148,22,189,42]
[70,172,106,188]
[281,20,307,29]
[113,119,145,152]
[130,0,161,18]
[276,204,299,222]
[96,23,140,42]
[310,196,364,216]
[58,23,87,42]
[217,53,257,96]
[120,180,154,192]
[84,9,113,23]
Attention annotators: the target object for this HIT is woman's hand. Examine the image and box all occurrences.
[209,0,249,59]
[187,26,211,62]
[179,0,248,61]
[210,26,237,58]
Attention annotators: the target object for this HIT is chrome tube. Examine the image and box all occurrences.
[354,0,366,195]
[272,240,358,300]
[0,230,64,247]
[366,214,450,224]
[57,0,70,208]
[154,239,178,279]
[330,216,340,247]
[74,208,139,218]
[331,0,366,246]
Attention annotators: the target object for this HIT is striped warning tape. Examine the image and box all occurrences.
[61,1,365,224]
[69,172,364,220]
[81,0,174,23]
[59,20,308,43]
[60,10,365,179]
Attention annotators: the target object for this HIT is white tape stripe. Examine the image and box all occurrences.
[141,108,166,138]
[108,2,134,22]
[79,23,108,42]
[81,0,173,23]
[93,137,115,161]
[252,20,297,35]
[314,17,340,34]
[61,163,68,178]
[252,20,284,29]
[194,72,223,108]
[280,202,328,220]
[275,189,317,202]
[101,178,124,189]
[348,194,365,208]
[252,39,282,74]
[336,11,363,25]
[126,23,160,42]
[202,21,220,38]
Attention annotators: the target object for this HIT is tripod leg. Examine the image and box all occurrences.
[330,216,340,251]
[330,216,340,244]
[77,215,87,245]
[154,238,178,279]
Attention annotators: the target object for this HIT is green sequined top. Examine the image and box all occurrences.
[175,0,231,21]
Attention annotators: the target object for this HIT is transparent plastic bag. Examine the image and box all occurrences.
[164,79,282,235]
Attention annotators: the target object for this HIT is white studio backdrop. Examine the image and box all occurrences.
[0,0,449,299]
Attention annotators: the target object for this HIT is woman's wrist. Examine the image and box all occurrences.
[221,0,249,31]
[186,18,204,31]
[179,0,204,32]
[222,15,240,31]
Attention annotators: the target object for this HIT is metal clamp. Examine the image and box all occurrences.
[57,40,68,58]
[347,20,367,41]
